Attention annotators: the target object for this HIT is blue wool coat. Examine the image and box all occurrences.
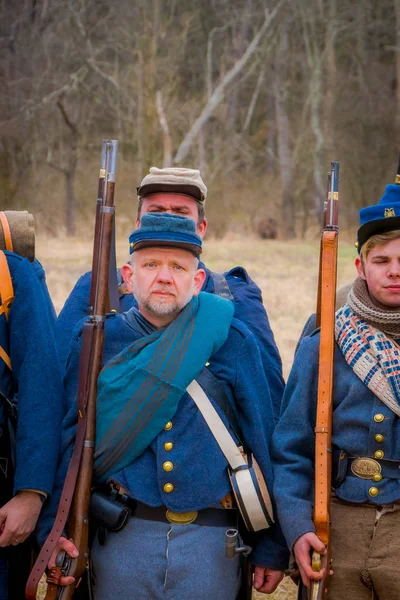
[54,264,284,419]
[272,329,400,551]
[41,311,289,570]
[0,252,63,497]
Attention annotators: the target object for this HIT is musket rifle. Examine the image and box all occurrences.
[25,139,119,600]
[297,163,339,600]
[310,162,339,599]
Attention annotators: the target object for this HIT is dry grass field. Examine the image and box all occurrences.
[37,232,358,377]
[35,233,357,600]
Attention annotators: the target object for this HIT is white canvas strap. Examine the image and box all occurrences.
[187,379,272,531]
[186,380,245,470]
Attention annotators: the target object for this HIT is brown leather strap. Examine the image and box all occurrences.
[25,327,94,600]
[0,251,13,371]
[313,230,338,545]
[0,212,13,252]
[0,250,14,321]
[0,346,11,370]
[25,409,87,600]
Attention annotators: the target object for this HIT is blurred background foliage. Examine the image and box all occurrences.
[1,0,399,238]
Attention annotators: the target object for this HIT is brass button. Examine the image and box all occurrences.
[164,442,173,452]
[374,450,384,459]
[373,473,383,482]
[374,414,384,423]
[369,487,379,497]
[163,483,174,493]
[164,421,173,431]
[374,434,384,443]
[163,461,174,472]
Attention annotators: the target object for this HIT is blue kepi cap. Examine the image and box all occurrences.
[129,213,202,256]
[357,184,400,251]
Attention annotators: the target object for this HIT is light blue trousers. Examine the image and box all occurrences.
[91,515,241,600]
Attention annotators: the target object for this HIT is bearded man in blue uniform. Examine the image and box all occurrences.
[55,167,284,419]
[0,252,63,600]
[42,213,288,599]
[273,184,400,600]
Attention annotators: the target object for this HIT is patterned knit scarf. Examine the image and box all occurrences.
[347,277,400,337]
[335,278,400,417]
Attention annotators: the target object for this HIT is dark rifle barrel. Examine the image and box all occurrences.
[24,140,118,600]
[89,142,107,312]
[59,140,118,600]
[316,163,338,328]
[316,172,332,328]
[327,162,339,228]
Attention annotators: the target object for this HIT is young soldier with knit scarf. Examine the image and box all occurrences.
[273,183,400,600]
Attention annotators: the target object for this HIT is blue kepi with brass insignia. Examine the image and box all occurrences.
[358,184,400,251]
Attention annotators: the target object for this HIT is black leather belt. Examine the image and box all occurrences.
[133,500,238,527]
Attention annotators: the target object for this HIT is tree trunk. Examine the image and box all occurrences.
[395,0,400,135]
[65,168,77,236]
[136,51,145,180]
[156,90,172,167]
[174,3,282,164]
[56,101,79,236]
[310,60,325,216]
[275,25,295,239]
[324,0,337,160]
[265,91,276,175]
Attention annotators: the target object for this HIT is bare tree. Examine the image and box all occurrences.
[47,101,79,236]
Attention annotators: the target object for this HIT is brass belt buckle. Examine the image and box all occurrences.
[351,457,382,480]
[166,510,198,525]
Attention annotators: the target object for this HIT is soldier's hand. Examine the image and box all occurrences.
[253,566,284,594]
[0,490,43,547]
[48,537,79,587]
[293,532,326,588]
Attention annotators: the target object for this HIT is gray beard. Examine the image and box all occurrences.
[134,282,195,319]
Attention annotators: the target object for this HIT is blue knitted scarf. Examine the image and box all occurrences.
[94,292,234,482]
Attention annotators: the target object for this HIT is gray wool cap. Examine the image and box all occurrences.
[137,167,207,204]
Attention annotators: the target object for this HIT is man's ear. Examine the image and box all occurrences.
[121,262,134,293]
[355,256,366,280]
[196,219,207,239]
[193,268,206,295]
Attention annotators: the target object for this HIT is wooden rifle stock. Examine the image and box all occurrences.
[307,163,339,600]
[25,140,119,600]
